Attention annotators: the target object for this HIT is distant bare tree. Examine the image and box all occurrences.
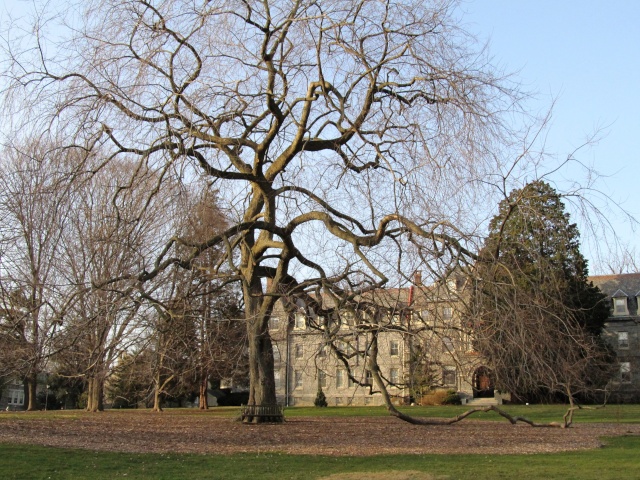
[57,158,173,412]
[0,139,74,410]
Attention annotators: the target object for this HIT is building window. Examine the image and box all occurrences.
[269,316,280,331]
[614,297,628,316]
[389,368,399,384]
[335,397,343,405]
[340,311,354,329]
[442,336,454,353]
[273,344,281,362]
[620,362,631,383]
[294,312,306,329]
[365,370,373,385]
[442,366,456,386]
[318,370,327,388]
[8,389,24,406]
[364,396,372,405]
[294,343,304,359]
[443,307,453,319]
[619,332,630,349]
[318,344,327,357]
[294,370,303,389]
[336,369,345,388]
[274,371,281,389]
[389,340,399,357]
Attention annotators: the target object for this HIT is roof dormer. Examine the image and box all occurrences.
[612,289,629,317]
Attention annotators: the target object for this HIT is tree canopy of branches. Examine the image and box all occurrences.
[0,140,73,410]
[472,180,613,405]
[3,0,580,422]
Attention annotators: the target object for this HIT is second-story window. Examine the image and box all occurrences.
[443,307,453,319]
[619,332,630,349]
[390,340,399,357]
[294,344,304,359]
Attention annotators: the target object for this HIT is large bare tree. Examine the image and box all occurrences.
[3,0,541,419]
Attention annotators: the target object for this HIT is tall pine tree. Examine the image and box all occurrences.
[473,180,612,403]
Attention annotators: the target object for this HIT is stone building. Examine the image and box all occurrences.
[269,273,501,406]
[591,273,640,402]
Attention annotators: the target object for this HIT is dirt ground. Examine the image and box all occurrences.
[1,411,639,456]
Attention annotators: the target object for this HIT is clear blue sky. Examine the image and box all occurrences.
[462,0,640,273]
[2,0,638,272]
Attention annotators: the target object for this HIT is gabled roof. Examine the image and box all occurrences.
[611,289,629,298]
[590,273,640,298]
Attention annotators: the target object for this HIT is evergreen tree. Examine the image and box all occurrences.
[473,180,612,402]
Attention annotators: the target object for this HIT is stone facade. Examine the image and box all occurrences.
[591,273,640,402]
[269,276,499,407]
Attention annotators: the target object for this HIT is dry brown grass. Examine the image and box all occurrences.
[2,410,640,456]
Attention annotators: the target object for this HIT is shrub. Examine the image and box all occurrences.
[418,389,461,406]
[442,390,461,405]
[314,387,328,407]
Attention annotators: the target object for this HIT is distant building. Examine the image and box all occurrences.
[269,273,503,407]
[591,273,640,402]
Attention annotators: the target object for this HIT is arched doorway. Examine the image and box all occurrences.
[473,366,494,398]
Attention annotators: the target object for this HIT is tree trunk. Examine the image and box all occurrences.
[86,376,104,412]
[152,372,163,412]
[25,373,38,411]
[199,375,208,409]
[243,277,278,422]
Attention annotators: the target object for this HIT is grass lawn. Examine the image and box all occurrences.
[5,402,637,423]
[0,435,638,480]
[281,403,640,423]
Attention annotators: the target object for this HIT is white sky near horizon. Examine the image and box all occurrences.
[2,0,638,275]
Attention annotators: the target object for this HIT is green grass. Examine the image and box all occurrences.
[283,403,640,424]
[3,403,640,424]
[1,435,639,479]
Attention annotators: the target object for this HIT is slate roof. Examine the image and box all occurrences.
[590,273,640,298]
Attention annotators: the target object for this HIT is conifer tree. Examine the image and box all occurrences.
[473,180,612,402]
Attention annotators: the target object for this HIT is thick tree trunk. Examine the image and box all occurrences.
[86,376,104,412]
[25,373,38,411]
[243,276,278,422]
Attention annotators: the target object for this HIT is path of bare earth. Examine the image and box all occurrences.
[1,411,639,456]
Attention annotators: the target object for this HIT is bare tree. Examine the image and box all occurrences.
[142,185,246,411]
[57,158,172,412]
[3,0,561,422]
[0,139,73,410]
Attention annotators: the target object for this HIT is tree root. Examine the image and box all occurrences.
[387,404,567,428]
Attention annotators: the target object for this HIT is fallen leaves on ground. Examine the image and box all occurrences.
[1,410,639,456]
